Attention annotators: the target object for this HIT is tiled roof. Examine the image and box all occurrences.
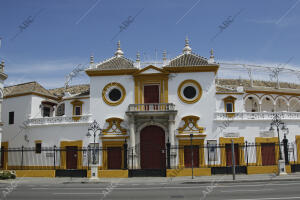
[165,53,213,67]
[4,82,57,99]
[93,56,135,70]
[49,84,90,97]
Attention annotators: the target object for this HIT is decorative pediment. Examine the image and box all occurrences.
[134,65,169,76]
[178,115,205,134]
[102,117,127,135]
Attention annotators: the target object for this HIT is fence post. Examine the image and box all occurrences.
[87,145,90,170]
[53,145,56,170]
[131,148,134,170]
[231,140,236,180]
[166,140,171,169]
[283,134,289,165]
[21,145,24,170]
[123,140,128,169]
[245,141,248,166]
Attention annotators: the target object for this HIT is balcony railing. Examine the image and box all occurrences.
[27,114,92,126]
[214,112,300,121]
[127,103,176,112]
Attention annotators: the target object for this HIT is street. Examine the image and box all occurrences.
[0,180,300,200]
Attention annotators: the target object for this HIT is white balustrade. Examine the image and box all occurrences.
[128,103,176,112]
[27,115,92,126]
[214,112,300,121]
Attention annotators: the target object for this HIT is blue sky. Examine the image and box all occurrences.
[1,0,300,88]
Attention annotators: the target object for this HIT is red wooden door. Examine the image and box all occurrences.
[225,144,239,166]
[261,143,276,165]
[144,85,159,103]
[107,147,122,169]
[184,145,199,168]
[66,146,78,169]
[140,125,165,169]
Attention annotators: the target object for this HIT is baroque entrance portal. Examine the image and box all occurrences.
[140,125,165,169]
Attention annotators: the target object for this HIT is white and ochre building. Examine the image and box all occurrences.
[1,39,300,177]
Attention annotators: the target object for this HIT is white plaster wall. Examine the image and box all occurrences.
[2,96,32,144]
[90,75,134,127]
[168,72,216,140]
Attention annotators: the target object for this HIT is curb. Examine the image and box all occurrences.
[182,178,300,184]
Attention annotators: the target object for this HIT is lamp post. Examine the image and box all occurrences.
[269,113,288,175]
[86,120,102,165]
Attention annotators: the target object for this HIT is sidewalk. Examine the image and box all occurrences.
[1,173,300,185]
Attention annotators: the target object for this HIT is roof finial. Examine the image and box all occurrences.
[162,50,167,61]
[208,48,215,63]
[183,36,192,54]
[115,40,124,57]
[90,55,94,64]
[210,48,214,59]
[136,51,140,62]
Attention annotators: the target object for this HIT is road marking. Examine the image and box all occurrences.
[221,189,274,193]
[53,193,105,195]
[227,197,300,200]
[30,182,300,191]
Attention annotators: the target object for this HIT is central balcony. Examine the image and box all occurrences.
[127,103,177,116]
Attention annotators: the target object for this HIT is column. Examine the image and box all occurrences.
[168,114,175,167]
[128,114,136,169]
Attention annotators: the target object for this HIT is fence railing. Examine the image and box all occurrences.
[0,141,298,171]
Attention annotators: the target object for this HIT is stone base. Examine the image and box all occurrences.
[90,165,99,179]
[278,160,287,175]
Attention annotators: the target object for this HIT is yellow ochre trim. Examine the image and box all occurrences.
[102,82,126,106]
[255,137,279,165]
[102,117,127,135]
[1,142,8,170]
[86,69,139,76]
[60,140,83,170]
[178,115,205,134]
[296,135,300,164]
[102,140,125,170]
[219,137,245,167]
[71,99,84,120]
[167,168,211,177]
[178,139,205,168]
[15,170,55,177]
[177,79,202,104]
[223,96,237,118]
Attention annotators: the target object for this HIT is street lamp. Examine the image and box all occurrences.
[86,120,102,165]
[269,114,288,160]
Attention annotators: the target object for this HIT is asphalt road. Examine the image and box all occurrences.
[0,180,300,200]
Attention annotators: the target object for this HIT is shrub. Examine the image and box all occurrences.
[0,171,16,179]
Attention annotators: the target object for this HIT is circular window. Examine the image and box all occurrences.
[183,86,196,99]
[102,82,126,106]
[178,79,202,104]
[108,88,121,101]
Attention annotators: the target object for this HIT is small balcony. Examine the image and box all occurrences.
[214,112,300,121]
[127,103,177,116]
[27,114,92,126]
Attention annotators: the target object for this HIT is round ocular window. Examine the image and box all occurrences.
[102,82,126,106]
[178,79,202,104]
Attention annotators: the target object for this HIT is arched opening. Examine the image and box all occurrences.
[261,96,274,112]
[56,103,65,116]
[244,96,259,112]
[275,97,288,112]
[140,125,165,169]
[290,98,300,112]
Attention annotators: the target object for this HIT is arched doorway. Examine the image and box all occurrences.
[140,125,165,169]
